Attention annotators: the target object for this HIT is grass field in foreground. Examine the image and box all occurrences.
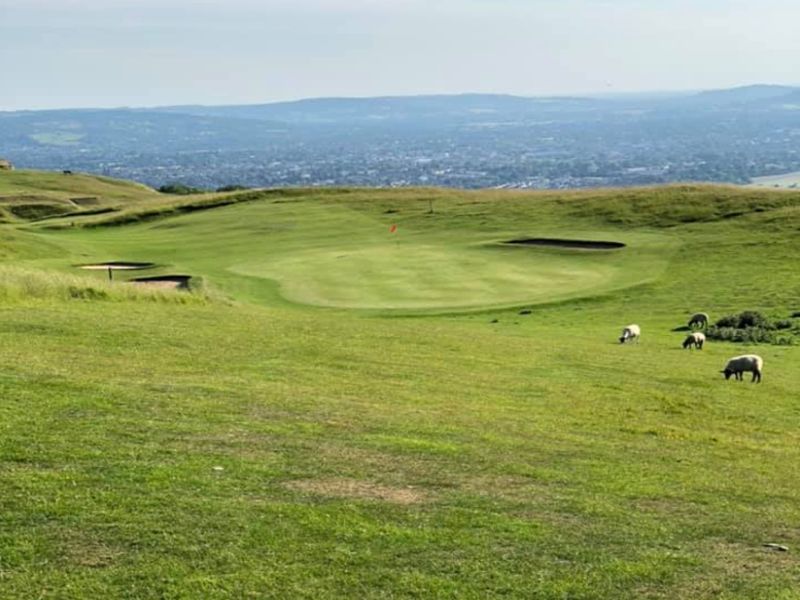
[1,173,800,598]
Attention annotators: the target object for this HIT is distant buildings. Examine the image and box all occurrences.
[0,158,14,170]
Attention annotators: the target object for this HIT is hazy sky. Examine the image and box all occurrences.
[2,0,798,110]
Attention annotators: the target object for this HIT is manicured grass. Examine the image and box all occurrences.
[1,173,800,598]
[36,198,677,311]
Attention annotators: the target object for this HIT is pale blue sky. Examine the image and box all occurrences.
[1,0,798,110]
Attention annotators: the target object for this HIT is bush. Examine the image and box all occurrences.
[158,183,205,195]
[714,314,739,328]
[706,310,797,345]
[216,184,250,192]
[714,310,771,329]
[706,326,777,344]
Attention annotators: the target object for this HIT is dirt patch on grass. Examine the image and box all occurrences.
[130,275,191,290]
[642,540,800,598]
[286,478,427,505]
[504,238,626,250]
[58,531,122,568]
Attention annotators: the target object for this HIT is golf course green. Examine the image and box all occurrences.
[1,170,799,598]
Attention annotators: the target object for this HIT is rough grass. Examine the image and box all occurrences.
[0,170,159,202]
[0,266,209,304]
[0,174,799,598]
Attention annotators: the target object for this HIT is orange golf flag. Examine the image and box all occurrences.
[389,224,397,233]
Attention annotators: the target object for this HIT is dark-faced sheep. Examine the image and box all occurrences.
[688,312,709,329]
[682,332,705,350]
[619,324,640,344]
[721,354,763,383]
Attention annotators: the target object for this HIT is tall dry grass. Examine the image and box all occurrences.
[0,266,211,304]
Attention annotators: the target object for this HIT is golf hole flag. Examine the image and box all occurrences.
[389,224,397,233]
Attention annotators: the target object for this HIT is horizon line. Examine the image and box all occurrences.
[1,82,797,114]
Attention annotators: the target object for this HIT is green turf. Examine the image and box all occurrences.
[1,173,799,598]
[31,198,678,311]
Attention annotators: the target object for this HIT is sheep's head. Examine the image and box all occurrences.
[682,338,692,349]
[619,336,626,343]
[722,369,733,380]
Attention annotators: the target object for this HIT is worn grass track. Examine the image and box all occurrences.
[1,172,800,598]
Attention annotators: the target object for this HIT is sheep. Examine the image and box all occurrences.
[721,354,763,383]
[682,332,705,350]
[619,324,641,344]
[688,312,709,329]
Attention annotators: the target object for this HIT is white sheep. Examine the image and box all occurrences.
[688,312,709,329]
[721,354,763,383]
[682,332,705,350]
[619,324,641,344]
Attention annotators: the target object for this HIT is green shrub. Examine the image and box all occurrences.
[707,310,797,345]
[714,310,772,329]
[158,183,206,195]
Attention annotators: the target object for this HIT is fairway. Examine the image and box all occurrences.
[2,173,800,598]
[25,195,678,311]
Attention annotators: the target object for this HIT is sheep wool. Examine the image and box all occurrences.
[619,324,641,344]
[682,332,705,350]
[688,312,709,329]
[722,354,764,383]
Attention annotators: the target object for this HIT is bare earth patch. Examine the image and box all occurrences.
[639,540,800,599]
[285,478,427,505]
[58,531,122,569]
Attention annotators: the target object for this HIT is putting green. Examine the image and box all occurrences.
[233,243,636,310]
[39,199,679,311]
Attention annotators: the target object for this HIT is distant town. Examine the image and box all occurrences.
[2,85,800,191]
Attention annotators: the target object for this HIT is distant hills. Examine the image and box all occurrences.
[671,84,800,108]
[1,85,799,190]
[151,85,800,122]
[152,93,606,125]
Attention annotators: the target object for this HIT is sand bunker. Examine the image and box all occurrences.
[130,275,191,290]
[504,238,626,250]
[79,261,155,270]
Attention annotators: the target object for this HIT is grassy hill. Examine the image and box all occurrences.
[0,169,166,224]
[1,170,800,598]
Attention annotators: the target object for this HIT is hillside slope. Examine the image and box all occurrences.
[0,173,799,598]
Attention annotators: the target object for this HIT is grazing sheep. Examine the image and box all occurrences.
[688,312,709,329]
[721,354,763,383]
[682,332,705,350]
[619,324,641,344]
